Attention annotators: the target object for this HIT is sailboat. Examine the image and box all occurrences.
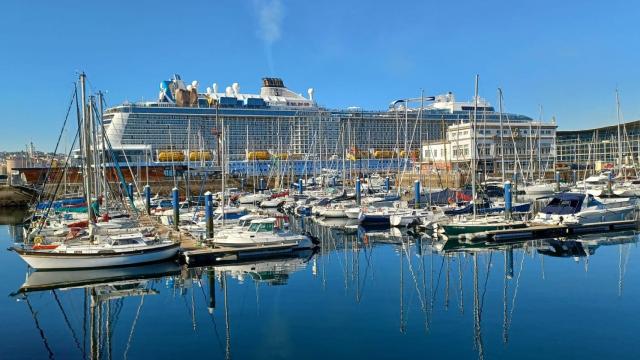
[11,73,179,270]
[438,76,528,237]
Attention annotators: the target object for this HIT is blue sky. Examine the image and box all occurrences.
[2,0,640,151]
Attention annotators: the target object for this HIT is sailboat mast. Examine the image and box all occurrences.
[472,75,479,219]
[79,73,94,224]
[498,88,505,183]
[221,106,226,226]
[616,88,623,173]
[98,92,108,210]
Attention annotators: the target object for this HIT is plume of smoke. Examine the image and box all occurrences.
[254,0,283,75]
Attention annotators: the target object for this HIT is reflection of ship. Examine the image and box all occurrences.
[12,261,181,294]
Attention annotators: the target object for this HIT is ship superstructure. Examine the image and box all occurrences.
[101,75,532,168]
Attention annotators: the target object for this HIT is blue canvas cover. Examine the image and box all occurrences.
[539,193,585,215]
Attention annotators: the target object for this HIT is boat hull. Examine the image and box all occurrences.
[14,243,180,270]
[319,209,347,218]
[441,222,527,236]
[214,237,311,249]
[344,208,361,219]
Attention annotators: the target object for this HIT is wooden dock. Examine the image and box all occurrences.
[478,220,638,243]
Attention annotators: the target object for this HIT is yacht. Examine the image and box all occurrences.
[389,205,446,227]
[613,179,640,197]
[213,218,315,248]
[531,192,636,225]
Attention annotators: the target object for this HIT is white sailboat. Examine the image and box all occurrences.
[13,233,179,270]
[12,73,179,270]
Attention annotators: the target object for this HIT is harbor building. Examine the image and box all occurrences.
[421,120,557,177]
[556,120,640,171]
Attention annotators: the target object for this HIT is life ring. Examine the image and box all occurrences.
[34,235,44,245]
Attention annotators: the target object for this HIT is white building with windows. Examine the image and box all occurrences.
[421,120,557,177]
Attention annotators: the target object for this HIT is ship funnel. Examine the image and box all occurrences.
[232,82,240,96]
[213,83,218,94]
[308,88,314,101]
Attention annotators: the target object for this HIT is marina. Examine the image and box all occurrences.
[5,1,640,358]
[3,212,640,359]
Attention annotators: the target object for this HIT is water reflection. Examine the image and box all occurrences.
[9,249,316,360]
[3,214,640,360]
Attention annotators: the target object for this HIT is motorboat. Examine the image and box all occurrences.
[389,205,446,227]
[238,192,271,204]
[213,218,315,248]
[344,207,361,219]
[531,192,636,225]
[613,180,640,197]
[260,198,285,208]
[180,207,250,237]
[212,214,269,239]
[317,201,355,218]
[573,172,612,197]
[523,181,567,196]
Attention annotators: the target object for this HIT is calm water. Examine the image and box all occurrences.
[2,212,640,359]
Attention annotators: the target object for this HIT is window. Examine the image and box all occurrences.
[249,222,274,232]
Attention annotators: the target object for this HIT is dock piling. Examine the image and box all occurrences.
[205,191,214,239]
[512,173,518,202]
[144,184,151,215]
[414,180,420,209]
[172,187,179,231]
[356,178,361,206]
[128,183,134,202]
[555,171,560,192]
[504,180,512,220]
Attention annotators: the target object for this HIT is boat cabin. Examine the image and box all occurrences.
[247,218,282,233]
[539,193,585,215]
[108,234,147,247]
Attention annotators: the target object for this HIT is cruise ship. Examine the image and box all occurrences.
[101,75,532,174]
